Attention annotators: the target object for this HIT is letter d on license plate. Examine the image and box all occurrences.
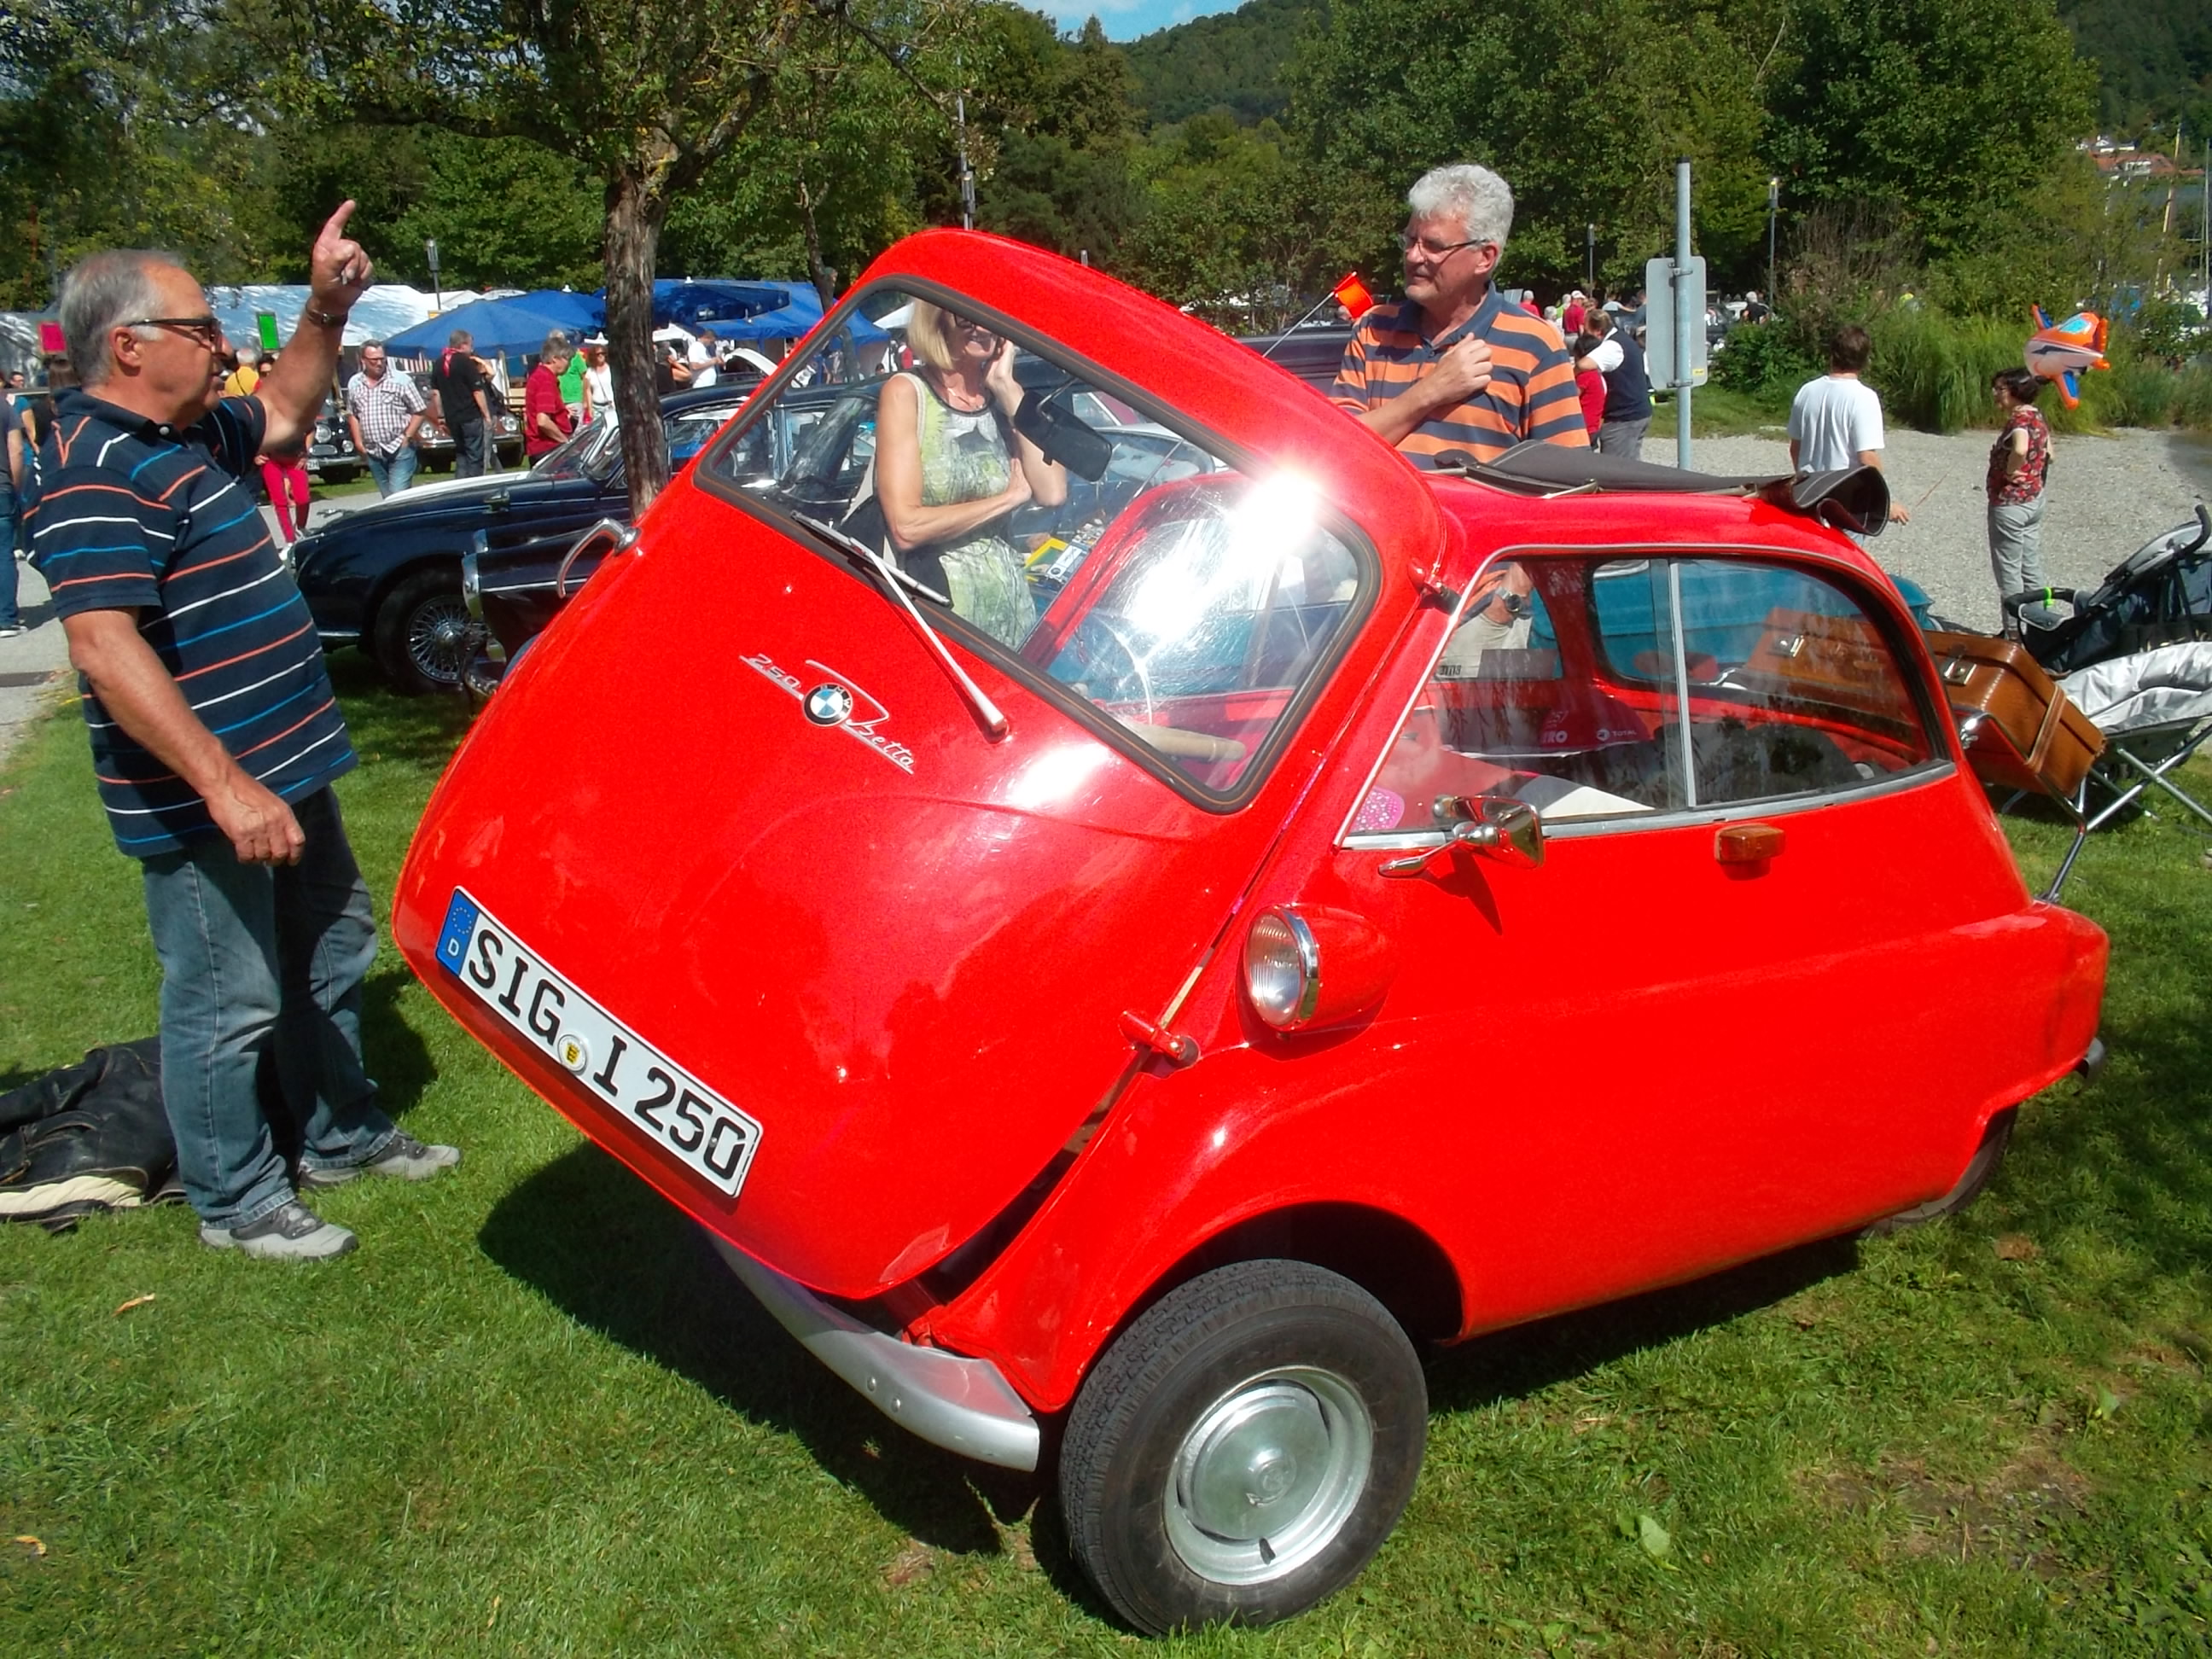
[436,888,764,1197]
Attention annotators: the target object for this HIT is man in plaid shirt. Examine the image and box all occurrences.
[343,340,425,495]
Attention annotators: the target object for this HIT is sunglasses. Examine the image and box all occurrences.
[949,313,998,336]
[125,315,226,351]
[1398,233,1491,259]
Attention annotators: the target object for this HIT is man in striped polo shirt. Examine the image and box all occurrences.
[1332,163,1588,470]
[27,204,458,1261]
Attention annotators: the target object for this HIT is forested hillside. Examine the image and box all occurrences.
[1124,0,1312,126]
[2060,1,2212,130]
[1123,0,2209,137]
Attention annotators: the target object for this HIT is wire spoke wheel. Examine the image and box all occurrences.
[407,594,472,684]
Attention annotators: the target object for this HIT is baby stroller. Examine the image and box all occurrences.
[2054,643,2212,836]
[2005,505,2212,675]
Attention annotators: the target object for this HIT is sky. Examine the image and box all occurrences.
[1045,0,1243,42]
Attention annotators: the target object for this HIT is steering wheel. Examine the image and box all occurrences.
[1062,613,1156,725]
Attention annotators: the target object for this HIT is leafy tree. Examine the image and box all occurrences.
[1288,0,1778,296]
[239,0,967,507]
[1124,116,1394,329]
[1761,0,2099,265]
[0,0,271,305]
[966,10,1142,265]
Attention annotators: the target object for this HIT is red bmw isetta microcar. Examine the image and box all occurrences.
[394,233,2107,1632]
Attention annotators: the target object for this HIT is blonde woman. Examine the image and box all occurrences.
[874,300,1066,646]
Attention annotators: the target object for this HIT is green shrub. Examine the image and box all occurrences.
[1709,323,1819,405]
[1866,309,2020,433]
[2098,359,2176,427]
[2174,365,2212,431]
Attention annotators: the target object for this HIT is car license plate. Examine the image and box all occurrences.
[434,888,764,1197]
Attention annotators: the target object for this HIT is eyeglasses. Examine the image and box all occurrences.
[1398,233,1491,259]
[125,315,226,350]
[949,313,998,336]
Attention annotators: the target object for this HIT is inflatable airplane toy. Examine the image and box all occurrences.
[2025,308,2109,406]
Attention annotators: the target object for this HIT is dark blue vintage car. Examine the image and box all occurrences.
[291,386,754,691]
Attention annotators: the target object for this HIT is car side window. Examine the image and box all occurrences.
[1346,553,1941,842]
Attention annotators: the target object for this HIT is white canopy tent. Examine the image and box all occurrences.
[207,283,487,352]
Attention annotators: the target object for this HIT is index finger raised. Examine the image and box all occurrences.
[317,200,358,243]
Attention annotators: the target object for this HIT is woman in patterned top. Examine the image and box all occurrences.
[1986,366,2052,617]
[874,299,1067,647]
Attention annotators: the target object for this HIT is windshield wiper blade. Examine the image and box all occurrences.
[788,510,1011,742]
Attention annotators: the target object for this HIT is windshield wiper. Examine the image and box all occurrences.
[787,510,1011,742]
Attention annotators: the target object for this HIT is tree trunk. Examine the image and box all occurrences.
[606,166,674,515]
[796,165,838,309]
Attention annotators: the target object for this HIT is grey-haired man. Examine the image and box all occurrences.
[24,206,459,1260]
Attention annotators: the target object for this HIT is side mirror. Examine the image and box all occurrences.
[1439,795,1545,866]
[1377,795,1545,877]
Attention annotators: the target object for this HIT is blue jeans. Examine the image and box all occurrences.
[0,477,20,628]
[364,446,419,497]
[453,421,489,479]
[140,788,398,1226]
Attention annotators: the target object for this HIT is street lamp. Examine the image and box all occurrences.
[1766,178,1779,305]
[425,238,442,315]
[1586,223,1595,292]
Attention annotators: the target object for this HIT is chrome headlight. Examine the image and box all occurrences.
[1243,908,1320,1030]
[1242,905,1396,1033]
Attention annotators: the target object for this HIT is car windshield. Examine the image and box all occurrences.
[548,401,738,485]
[697,286,1370,799]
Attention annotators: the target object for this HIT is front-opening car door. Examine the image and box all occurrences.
[393,242,1441,1300]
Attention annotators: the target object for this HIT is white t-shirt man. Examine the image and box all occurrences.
[1788,373,1885,474]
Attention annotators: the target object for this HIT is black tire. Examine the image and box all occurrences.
[371,566,469,695]
[1864,1109,2016,1237]
[1059,1259,1426,1633]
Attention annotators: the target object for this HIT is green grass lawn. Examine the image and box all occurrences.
[3,664,2209,1656]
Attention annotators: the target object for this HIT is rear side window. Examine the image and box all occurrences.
[1347,553,1942,841]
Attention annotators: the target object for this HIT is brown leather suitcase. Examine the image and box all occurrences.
[1924,631,2104,798]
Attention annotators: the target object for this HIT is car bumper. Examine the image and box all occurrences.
[706,1234,1041,1471]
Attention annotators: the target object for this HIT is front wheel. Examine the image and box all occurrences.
[1058,1259,1426,1633]
[371,566,469,695]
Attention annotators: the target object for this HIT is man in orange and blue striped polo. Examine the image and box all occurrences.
[1332,163,1587,469]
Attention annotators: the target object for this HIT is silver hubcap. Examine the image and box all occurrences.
[408,597,471,683]
[1163,1366,1373,1586]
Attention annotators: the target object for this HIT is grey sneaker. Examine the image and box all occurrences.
[299,1132,461,1188]
[200,1200,358,1260]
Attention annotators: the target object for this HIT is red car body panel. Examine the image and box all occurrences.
[393,230,2106,1423]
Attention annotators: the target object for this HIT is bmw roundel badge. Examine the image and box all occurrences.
[804,682,855,726]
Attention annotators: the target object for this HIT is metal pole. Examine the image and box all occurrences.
[1767,177,1778,306]
[1585,223,1595,292]
[1675,158,1693,469]
[425,238,441,314]
[956,90,975,230]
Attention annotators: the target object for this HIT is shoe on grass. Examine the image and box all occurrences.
[200,1200,358,1260]
[299,1132,461,1189]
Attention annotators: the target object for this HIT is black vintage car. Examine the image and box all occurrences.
[291,386,754,691]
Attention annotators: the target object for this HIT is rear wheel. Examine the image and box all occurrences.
[372,566,469,695]
[1865,1109,2016,1236]
[1059,1259,1426,1633]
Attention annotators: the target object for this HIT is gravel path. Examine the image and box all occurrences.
[1650,427,2212,633]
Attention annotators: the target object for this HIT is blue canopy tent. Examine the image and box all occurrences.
[384,290,602,357]
[603,279,885,345]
